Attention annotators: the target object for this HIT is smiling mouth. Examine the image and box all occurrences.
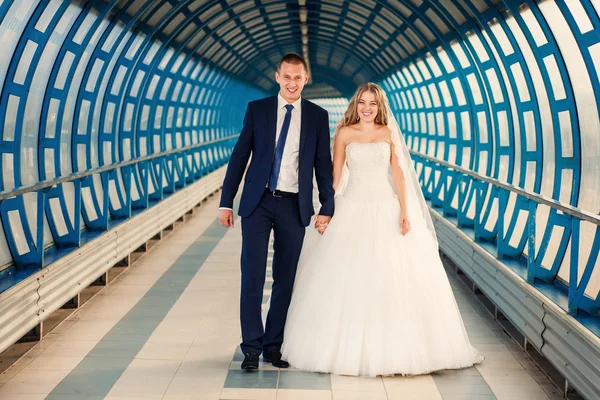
[361,112,372,117]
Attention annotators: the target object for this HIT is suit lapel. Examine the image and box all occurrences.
[299,98,309,160]
[268,96,278,153]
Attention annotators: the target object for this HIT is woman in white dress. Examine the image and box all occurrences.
[281,83,483,377]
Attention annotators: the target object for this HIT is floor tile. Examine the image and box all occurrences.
[220,388,277,400]
[276,389,332,400]
[135,340,191,360]
[330,375,385,392]
[224,370,279,389]
[278,371,331,390]
[22,355,84,371]
[107,357,181,397]
[0,369,70,394]
[332,390,388,400]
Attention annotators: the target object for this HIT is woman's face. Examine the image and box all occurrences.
[356,90,378,123]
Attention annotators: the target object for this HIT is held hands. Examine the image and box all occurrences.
[218,209,234,228]
[315,215,331,235]
[400,212,411,236]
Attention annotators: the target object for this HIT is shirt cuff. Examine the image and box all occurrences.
[219,207,233,211]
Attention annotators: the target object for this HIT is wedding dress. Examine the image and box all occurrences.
[280,141,483,377]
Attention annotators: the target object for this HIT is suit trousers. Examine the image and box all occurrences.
[240,190,306,355]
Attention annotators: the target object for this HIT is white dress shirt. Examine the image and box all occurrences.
[273,93,302,193]
[219,94,302,211]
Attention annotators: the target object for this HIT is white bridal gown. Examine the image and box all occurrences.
[281,141,483,377]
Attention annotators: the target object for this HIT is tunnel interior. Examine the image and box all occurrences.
[0,0,599,315]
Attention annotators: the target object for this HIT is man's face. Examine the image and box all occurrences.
[275,62,309,103]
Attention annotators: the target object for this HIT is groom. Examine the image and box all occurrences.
[218,53,334,370]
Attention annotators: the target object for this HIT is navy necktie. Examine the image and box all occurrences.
[268,104,294,191]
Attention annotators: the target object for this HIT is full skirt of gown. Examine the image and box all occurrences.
[281,142,482,377]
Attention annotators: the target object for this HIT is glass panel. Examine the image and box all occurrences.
[467,73,483,105]
[485,68,504,103]
[438,81,452,106]
[509,63,530,102]
[543,55,566,100]
[104,102,115,134]
[125,33,146,60]
[437,48,455,73]
[46,98,60,139]
[489,18,514,56]
[468,31,490,63]
[14,40,37,85]
[425,9,449,34]
[497,110,509,146]
[557,110,573,158]
[146,75,160,99]
[2,153,15,191]
[452,41,471,68]
[55,51,75,90]
[101,22,123,52]
[3,95,19,141]
[73,9,98,45]
[7,210,29,255]
[85,58,104,92]
[78,100,90,135]
[130,69,145,97]
[160,77,172,100]
[35,0,62,33]
[110,65,127,95]
[520,3,548,47]
[451,77,466,105]
[140,105,149,130]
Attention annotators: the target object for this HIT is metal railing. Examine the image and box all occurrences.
[410,149,599,316]
[0,135,239,272]
[0,136,239,201]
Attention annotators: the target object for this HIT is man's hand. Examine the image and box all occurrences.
[314,215,332,235]
[218,209,234,228]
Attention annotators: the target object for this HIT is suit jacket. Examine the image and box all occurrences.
[219,96,334,227]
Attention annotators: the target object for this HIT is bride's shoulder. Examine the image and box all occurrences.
[376,125,393,142]
[335,126,357,142]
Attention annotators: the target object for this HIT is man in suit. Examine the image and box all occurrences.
[218,53,334,370]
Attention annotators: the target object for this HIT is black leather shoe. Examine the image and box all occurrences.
[241,352,260,370]
[263,350,289,368]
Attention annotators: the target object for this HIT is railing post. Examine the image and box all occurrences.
[36,190,48,268]
[527,200,537,284]
[73,179,82,247]
[457,174,465,227]
[568,217,580,315]
[497,188,507,260]
[474,180,483,242]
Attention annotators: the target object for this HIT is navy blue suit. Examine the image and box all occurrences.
[220,95,334,355]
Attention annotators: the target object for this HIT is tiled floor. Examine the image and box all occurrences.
[0,193,562,400]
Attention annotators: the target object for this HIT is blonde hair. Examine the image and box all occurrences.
[338,83,389,129]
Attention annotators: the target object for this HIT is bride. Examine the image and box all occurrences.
[280,83,483,377]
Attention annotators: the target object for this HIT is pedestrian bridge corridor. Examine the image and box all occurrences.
[0,1,599,399]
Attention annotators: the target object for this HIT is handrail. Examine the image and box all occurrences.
[0,135,239,202]
[410,150,600,226]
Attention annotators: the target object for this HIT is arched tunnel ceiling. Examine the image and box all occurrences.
[110,0,496,98]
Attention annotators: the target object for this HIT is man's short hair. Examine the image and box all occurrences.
[277,53,308,73]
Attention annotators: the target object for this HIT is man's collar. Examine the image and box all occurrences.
[278,93,302,110]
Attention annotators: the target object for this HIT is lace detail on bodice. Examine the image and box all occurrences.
[343,142,395,201]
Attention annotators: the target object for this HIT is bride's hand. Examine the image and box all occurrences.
[400,213,411,236]
[315,215,331,235]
